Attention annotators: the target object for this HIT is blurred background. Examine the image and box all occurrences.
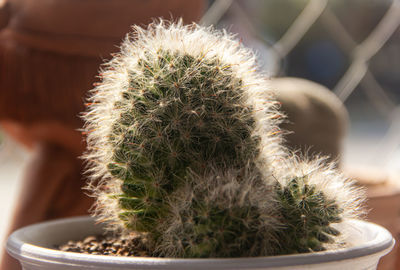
[206,0,400,172]
[0,0,399,269]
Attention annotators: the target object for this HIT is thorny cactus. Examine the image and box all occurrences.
[157,166,278,258]
[83,20,364,257]
[273,157,363,254]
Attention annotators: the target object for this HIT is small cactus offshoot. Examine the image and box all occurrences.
[83,20,364,257]
[273,157,363,254]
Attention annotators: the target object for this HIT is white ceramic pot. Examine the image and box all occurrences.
[7,216,394,270]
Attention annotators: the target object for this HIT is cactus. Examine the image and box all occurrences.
[83,20,364,257]
[273,157,364,254]
[156,166,279,258]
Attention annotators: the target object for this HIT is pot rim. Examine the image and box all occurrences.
[6,216,395,269]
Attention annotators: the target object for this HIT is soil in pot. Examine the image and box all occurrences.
[58,234,150,257]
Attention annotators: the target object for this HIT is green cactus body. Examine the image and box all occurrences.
[106,50,263,234]
[157,168,278,258]
[271,157,365,254]
[84,21,282,247]
[275,177,342,253]
[83,20,364,258]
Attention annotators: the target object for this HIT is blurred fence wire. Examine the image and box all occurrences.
[201,0,400,168]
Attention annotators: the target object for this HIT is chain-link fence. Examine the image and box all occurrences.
[201,0,400,170]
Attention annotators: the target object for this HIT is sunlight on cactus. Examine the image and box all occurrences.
[83,20,364,257]
[273,156,364,254]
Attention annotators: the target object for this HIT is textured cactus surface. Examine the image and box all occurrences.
[156,166,278,257]
[83,20,364,257]
[108,51,263,233]
[275,177,342,253]
[272,157,364,254]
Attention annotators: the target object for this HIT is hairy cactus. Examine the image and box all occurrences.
[273,157,364,254]
[156,166,279,257]
[83,20,364,257]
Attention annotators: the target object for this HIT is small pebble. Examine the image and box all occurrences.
[83,236,97,244]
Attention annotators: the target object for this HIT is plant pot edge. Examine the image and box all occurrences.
[6,216,395,270]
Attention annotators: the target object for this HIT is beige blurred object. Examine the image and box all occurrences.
[0,1,206,270]
[271,77,349,161]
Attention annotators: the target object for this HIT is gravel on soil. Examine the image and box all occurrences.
[58,234,151,257]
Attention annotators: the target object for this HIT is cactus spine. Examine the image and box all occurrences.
[83,20,364,257]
